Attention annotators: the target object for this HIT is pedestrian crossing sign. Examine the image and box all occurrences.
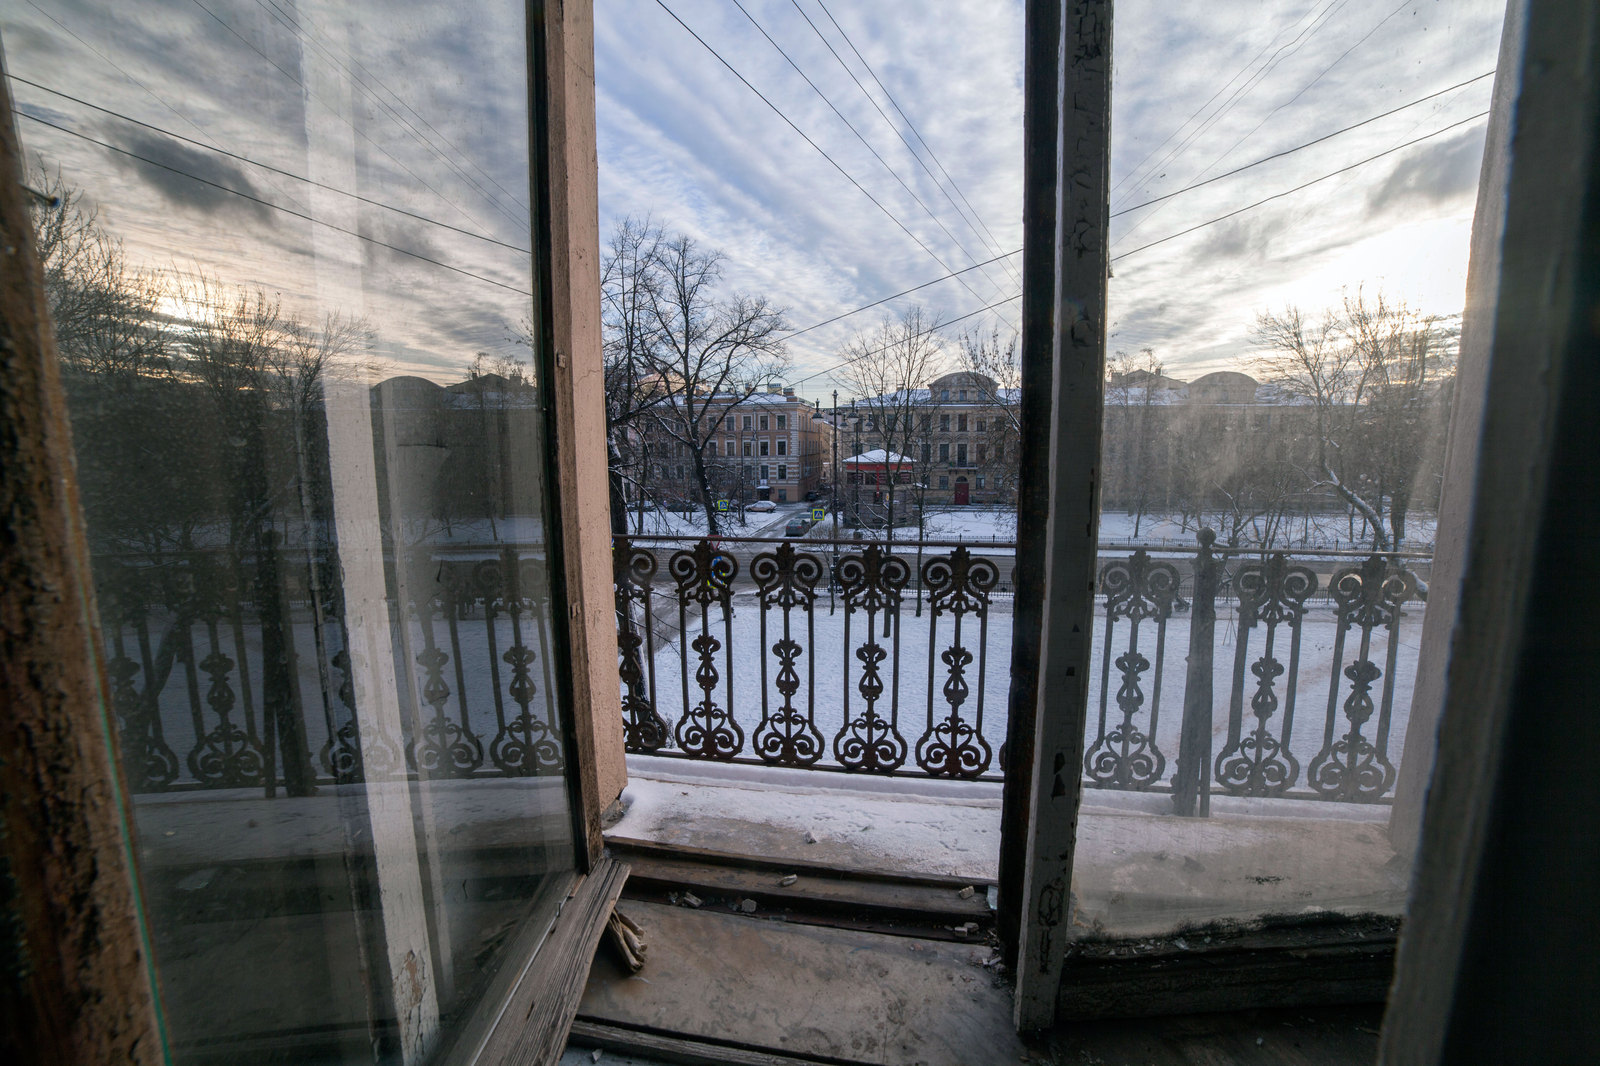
[715,499,729,512]
[811,506,825,522]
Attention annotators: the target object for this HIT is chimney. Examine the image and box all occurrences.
[783,386,795,399]
[767,383,783,394]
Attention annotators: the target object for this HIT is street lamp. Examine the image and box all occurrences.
[813,390,841,614]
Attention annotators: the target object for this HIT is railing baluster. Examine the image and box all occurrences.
[751,542,824,766]
[614,537,669,751]
[1307,555,1416,801]
[916,546,997,779]
[1084,550,1178,789]
[670,540,742,759]
[834,545,908,772]
[1215,552,1317,797]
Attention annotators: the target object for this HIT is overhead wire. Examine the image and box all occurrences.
[8,75,532,254]
[18,112,535,297]
[1109,111,1490,264]
[652,0,1015,336]
[788,292,1022,391]
[248,0,531,227]
[811,0,1022,289]
[726,0,1016,320]
[187,0,518,236]
[793,0,1023,290]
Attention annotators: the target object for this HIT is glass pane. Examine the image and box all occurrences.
[1071,0,1505,937]
[7,1,575,1061]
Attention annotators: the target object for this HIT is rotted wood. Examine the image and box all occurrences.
[472,857,630,1066]
[616,850,991,930]
[603,909,647,974]
[0,52,165,1066]
[1057,915,1398,1021]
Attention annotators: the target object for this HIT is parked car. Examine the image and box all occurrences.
[804,490,823,501]
[746,500,777,513]
[785,517,812,537]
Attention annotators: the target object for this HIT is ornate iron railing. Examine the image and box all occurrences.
[93,545,566,795]
[613,531,1433,808]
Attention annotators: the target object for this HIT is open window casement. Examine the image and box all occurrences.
[0,1,625,1063]
[1008,0,1599,1047]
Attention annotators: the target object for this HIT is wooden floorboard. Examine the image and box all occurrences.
[576,900,1023,1065]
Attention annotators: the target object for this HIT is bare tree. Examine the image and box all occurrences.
[834,306,946,544]
[641,233,789,535]
[599,217,672,532]
[31,165,169,380]
[1253,288,1455,549]
[1103,347,1168,536]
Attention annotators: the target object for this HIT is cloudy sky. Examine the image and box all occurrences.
[4,0,1505,388]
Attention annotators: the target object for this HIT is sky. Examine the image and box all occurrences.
[3,0,1505,389]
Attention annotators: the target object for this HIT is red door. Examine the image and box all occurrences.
[954,478,970,505]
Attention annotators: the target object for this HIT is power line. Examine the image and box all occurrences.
[19,113,534,297]
[726,0,1014,316]
[8,75,532,255]
[653,0,1015,336]
[1110,0,1342,201]
[788,292,1021,391]
[187,0,517,237]
[793,0,1022,289]
[19,0,314,217]
[783,248,1021,341]
[248,0,531,227]
[810,0,1021,288]
[1110,111,1490,264]
[1110,71,1494,218]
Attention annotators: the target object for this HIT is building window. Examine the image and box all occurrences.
[977,476,986,488]
[743,441,752,457]
[922,443,932,463]
[676,464,686,479]
[759,440,770,456]
[977,419,986,433]
[725,416,734,430]
[959,389,967,400]
[777,489,787,502]
[921,414,932,431]
[940,443,950,462]
[977,443,987,464]
[939,476,950,490]
[777,464,787,480]
[776,439,787,456]
[760,465,769,481]
[743,414,753,430]
[958,443,967,466]
[760,415,769,431]
[958,414,967,432]
[777,414,786,429]
[940,414,951,432]
[941,389,950,401]
[708,441,718,456]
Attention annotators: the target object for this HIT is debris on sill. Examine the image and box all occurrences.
[739,898,758,913]
[778,874,798,887]
[958,885,976,899]
[604,909,647,974]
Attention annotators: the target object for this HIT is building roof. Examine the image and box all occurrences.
[843,449,912,465]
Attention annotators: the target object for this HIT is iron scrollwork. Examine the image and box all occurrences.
[834,544,910,772]
[751,542,826,767]
[670,540,742,759]
[1307,555,1416,801]
[1084,550,1180,789]
[916,546,998,779]
[614,537,669,752]
[1214,553,1318,796]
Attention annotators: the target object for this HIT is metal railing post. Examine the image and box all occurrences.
[1171,528,1218,816]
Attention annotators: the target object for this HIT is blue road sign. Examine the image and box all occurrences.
[811,506,825,522]
[715,498,729,512]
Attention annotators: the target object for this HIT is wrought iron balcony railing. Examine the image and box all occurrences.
[614,531,1433,809]
[90,530,1431,814]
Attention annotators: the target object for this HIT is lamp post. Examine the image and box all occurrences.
[813,390,841,614]
[850,398,861,529]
